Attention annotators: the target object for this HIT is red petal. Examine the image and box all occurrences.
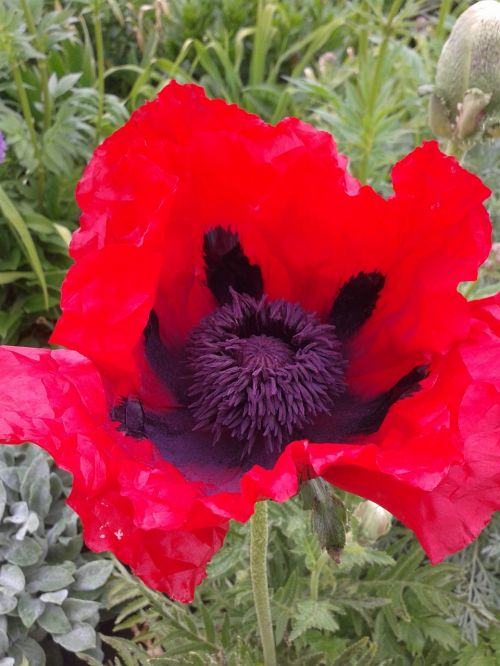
[0,296,498,598]
[55,82,357,359]
[346,142,491,395]
[0,346,228,602]
[51,245,164,399]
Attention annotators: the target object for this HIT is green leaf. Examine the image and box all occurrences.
[5,537,43,567]
[17,593,45,628]
[0,271,35,285]
[40,589,68,605]
[38,603,72,634]
[72,560,113,591]
[0,592,17,614]
[289,600,339,642]
[20,454,51,519]
[10,637,46,666]
[27,564,75,593]
[0,564,25,595]
[0,185,48,309]
[63,598,100,623]
[332,637,378,666]
[54,622,97,652]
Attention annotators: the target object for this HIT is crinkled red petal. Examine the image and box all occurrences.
[1,297,498,601]
[0,347,227,602]
[52,84,491,406]
[52,82,357,372]
[346,142,491,394]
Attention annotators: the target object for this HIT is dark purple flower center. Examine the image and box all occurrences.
[113,230,428,484]
[185,291,346,456]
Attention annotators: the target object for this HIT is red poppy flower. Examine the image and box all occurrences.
[0,82,499,602]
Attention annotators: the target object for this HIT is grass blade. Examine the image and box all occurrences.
[0,185,49,308]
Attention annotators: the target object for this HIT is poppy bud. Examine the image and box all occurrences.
[301,478,347,562]
[354,500,392,543]
[429,0,500,143]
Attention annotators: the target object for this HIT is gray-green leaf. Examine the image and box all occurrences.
[17,593,45,629]
[38,604,72,634]
[53,623,97,652]
[72,561,113,591]
[5,537,43,567]
[63,599,100,622]
[0,564,25,596]
[27,564,75,593]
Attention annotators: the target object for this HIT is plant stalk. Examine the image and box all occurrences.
[250,501,276,666]
[11,59,44,202]
[93,0,105,142]
[357,0,403,183]
[20,0,52,132]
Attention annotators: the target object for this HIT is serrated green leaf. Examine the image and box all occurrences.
[289,600,339,642]
[332,637,378,666]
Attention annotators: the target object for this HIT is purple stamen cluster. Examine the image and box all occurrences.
[185,291,346,456]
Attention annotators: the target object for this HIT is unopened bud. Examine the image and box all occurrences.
[429,0,500,144]
[301,478,347,563]
[318,52,337,79]
[354,500,392,543]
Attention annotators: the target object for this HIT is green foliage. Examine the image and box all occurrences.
[0,1,499,664]
[94,498,494,665]
[0,444,112,665]
[0,0,127,345]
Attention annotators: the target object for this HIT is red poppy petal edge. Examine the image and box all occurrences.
[0,346,228,602]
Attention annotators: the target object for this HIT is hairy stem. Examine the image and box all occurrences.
[310,550,329,603]
[250,501,276,666]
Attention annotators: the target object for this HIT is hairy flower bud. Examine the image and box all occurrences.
[354,500,392,543]
[429,0,500,143]
[301,478,347,562]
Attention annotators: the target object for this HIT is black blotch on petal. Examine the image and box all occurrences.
[111,397,145,439]
[304,365,429,443]
[330,271,385,340]
[143,311,189,404]
[355,364,430,435]
[203,226,263,305]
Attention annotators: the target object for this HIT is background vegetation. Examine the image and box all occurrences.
[0,0,498,664]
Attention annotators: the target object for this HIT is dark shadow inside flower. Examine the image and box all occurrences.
[111,227,428,491]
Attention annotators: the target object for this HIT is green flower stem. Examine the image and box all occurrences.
[11,62,38,159]
[435,0,453,43]
[357,0,403,183]
[93,0,105,142]
[10,58,44,202]
[250,501,276,666]
[310,550,329,603]
[20,0,52,132]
